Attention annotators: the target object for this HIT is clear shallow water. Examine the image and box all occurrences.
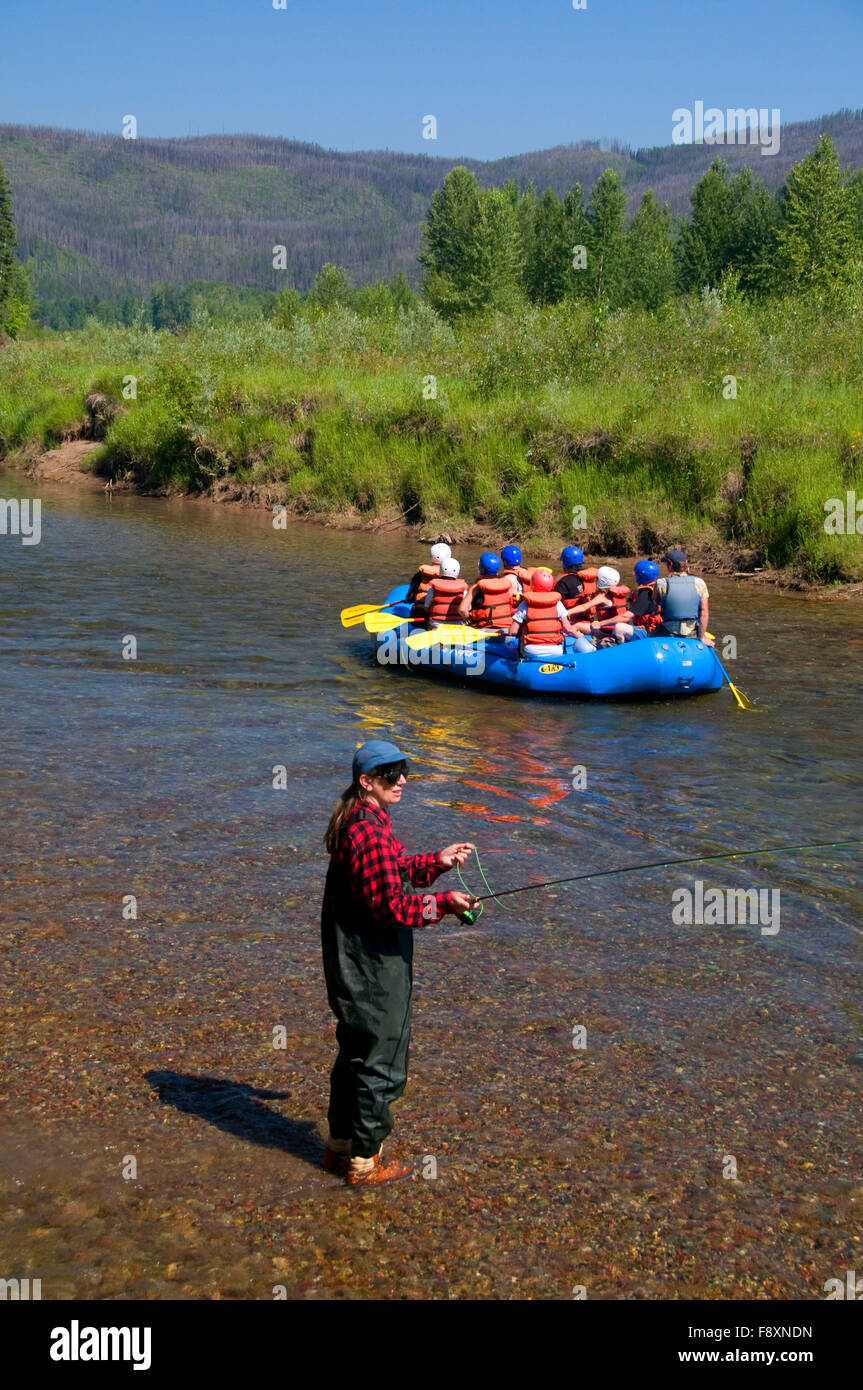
[1,469,861,1299]
[2,470,860,955]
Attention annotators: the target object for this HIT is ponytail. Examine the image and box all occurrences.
[324,782,364,855]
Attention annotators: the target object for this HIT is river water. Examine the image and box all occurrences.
[1,469,861,1299]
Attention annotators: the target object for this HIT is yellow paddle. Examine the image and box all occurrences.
[710,648,756,710]
[722,672,756,711]
[363,609,413,633]
[341,599,405,627]
[406,625,505,651]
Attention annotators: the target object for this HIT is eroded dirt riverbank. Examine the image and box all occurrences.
[3,442,861,600]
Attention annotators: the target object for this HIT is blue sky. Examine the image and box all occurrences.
[1,0,860,159]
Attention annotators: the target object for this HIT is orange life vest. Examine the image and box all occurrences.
[414,562,439,603]
[578,568,598,599]
[522,590,563,646]
[514,565,535,585]
[470,576,514,628]
[427,576,467,625]
[500,566,524,597]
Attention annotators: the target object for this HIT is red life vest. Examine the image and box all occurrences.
[630,583,662,632]
[470,576,514,628]
[427,576,467,625]
[514,565,535,585]
[592,585,631,623]
[522,590,563,646]
[578,568,598,599]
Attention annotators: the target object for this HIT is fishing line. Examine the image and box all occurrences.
[456,846,508,919]
[456,851,483,919]
[459,838,863,919]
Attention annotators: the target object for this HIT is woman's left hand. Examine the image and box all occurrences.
[437,842,475,869]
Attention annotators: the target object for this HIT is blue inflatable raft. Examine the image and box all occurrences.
[369,585,724,700]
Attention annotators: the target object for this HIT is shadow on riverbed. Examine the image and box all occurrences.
[145,1071,322,1167]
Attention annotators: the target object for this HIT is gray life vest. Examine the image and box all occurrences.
[658,573,701,633]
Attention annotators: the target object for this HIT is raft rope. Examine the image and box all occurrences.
[462,838,863,909]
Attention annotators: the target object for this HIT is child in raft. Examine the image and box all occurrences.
[508,569,587,657]
[499,544,533,591]
[458,552,521,629]
[589,560,662,643]
[405,543,451,620]
[565,567,628,642]
[423,557,468,627]
[553,545,587,610]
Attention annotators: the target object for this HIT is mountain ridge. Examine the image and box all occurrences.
[2,109,862,318]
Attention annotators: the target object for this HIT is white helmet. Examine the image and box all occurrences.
[430,543,451,563]
[440,557,460,579]
[596,566,620,590]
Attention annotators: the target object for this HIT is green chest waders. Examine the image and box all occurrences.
[321,822,423,1159]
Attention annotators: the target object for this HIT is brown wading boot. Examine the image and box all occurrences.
[321,1140,351,1176]
[346,1149,414,1187]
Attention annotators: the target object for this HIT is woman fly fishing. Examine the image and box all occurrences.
[321,740,479,1186]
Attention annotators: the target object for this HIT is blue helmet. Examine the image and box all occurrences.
[501,544,522,568]
[634,560,659,585]
[560,545,584,569]
[478,551,501,577]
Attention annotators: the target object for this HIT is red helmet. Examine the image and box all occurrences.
[531,569,554,592]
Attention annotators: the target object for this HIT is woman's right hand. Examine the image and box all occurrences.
[446,891,480,918]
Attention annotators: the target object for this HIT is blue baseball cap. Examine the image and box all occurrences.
[352,739,410,781]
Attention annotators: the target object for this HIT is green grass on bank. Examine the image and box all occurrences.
[1,289,862,581]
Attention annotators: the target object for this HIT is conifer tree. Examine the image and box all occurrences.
[676,159,779,296]
[772,135,853,295]
[419,166,486,318]
[562,182,591,299]
[2,261,33,337]
[732,172,780,296]
[675,158,738,291]
[624,191,674,310]
[273,284,303,328]
[524,188,570,304]
[846,170,863,251]
[387,271,417,312]
[473,187,525,314]
[308,262,354,309]
[516,180,538,295]
[0,160,19,331]
[501,177,521,209]
[585,169,628,307]
[421,169,523,317]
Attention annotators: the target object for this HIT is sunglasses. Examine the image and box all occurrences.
[374,760,409,785]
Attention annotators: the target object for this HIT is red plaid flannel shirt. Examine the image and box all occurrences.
[333,800,451,927]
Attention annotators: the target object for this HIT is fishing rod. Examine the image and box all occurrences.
[458,838,863,922]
